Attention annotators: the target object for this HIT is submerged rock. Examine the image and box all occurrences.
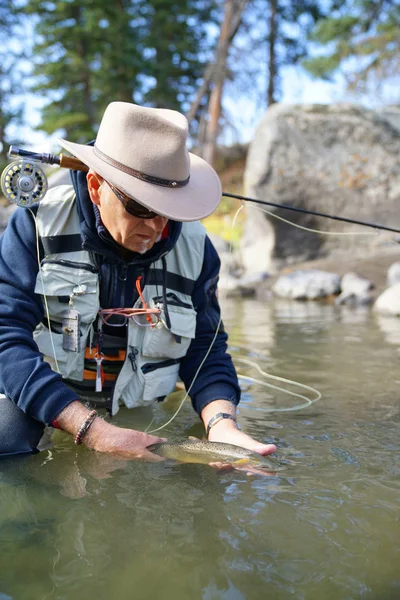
[335,272,374,305]
[272,269,341,300]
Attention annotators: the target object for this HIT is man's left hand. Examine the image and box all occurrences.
[207,424,277,456]
[201,399,277,457]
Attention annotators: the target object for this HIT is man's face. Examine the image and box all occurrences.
[88,173,169,254]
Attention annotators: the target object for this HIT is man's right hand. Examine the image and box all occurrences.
[54,400,166,461]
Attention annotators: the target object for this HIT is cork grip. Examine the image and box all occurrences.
[59,154,89,172]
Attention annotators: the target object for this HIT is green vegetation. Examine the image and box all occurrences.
[21,0,218,141]
[304,0,400,95]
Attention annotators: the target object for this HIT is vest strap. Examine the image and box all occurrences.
[41,234,83,255]
[148,269,195,296]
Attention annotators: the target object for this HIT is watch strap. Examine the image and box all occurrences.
[206,412,236,438]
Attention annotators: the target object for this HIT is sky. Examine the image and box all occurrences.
[222,66,347,146]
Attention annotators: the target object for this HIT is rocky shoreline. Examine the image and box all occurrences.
[263,244,400,301]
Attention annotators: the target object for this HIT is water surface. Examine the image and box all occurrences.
[0,298,399,600]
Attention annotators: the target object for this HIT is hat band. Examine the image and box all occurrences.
[93,145,190,188]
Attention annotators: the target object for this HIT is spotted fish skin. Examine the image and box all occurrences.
[147,438,280,470]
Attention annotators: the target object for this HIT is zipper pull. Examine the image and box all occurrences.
[95,354,104,392]
[119,264,128,281]
[128,347,138,372]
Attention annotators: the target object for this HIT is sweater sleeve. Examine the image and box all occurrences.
[179,235,241,415]
[0,207,79,424]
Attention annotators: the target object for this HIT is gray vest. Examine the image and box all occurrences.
[33,185,206,415]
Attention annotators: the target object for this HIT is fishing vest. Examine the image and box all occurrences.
[33,185,206,415]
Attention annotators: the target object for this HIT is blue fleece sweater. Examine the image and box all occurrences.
[0,170,240,425]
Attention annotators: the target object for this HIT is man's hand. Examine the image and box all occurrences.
[85,419,166,460]
[208,425,277,456]
[54,401,166,461]
[201,400,277,456]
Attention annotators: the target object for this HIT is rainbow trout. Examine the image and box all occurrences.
[147,438,281,470]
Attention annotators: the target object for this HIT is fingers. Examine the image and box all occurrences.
[250,442,277,456]
[141,449,166,463]
[235,464,277,477]
[208,461,234,472]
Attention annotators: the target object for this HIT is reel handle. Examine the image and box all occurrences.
[9,146,88,173]
[59,154,88,172]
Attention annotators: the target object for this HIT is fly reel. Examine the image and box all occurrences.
[1,159,48,207]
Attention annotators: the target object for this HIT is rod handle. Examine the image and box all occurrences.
[59,154,88,172]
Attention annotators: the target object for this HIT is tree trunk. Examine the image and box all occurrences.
[202,0,235,166]
[267,0,277,106]
[187,0,249,147]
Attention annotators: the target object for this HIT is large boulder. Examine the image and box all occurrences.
[242,103,400,274]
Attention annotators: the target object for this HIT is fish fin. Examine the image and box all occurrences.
[231,458,250,466]
[187,436,200,442]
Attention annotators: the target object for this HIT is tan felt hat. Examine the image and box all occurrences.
[58,102,222,222]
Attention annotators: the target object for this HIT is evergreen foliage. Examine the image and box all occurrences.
[23,0,217,142]
[229,0,326,106]
[304,0,400,96]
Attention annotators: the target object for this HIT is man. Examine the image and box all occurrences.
[0,102,276,460]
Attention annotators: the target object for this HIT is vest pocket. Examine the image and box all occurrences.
[34,261,99,322]
[33,323,84,379]
[141,305,197,359]
[141,361,180,402]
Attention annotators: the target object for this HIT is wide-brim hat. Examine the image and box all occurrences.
[58,102,222,222]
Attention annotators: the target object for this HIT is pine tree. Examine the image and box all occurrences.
[237,0,326,106]
[304,0,400,98]
[24,0,146,141]
[139,0,218,111]
[24,0,216,142]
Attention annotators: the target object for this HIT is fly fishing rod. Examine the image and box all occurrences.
[223,192,400,235]
[2,146,400,235]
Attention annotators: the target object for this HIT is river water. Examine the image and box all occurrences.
[0,297,399,600]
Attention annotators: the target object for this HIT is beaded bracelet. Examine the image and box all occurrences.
[74,410,98,445]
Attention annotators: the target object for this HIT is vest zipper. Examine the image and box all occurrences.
[141,359,180,374]
[119,263,128,306]
[41,258,98,273]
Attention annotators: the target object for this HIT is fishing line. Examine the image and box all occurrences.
[146,197,330,433]
[146,184,383,432]
[244,202,377,237]
[146,204,245,434]
[235,357,321,412]
[28,208,60,374]
[223,192,400,235]
[4,148,394,431]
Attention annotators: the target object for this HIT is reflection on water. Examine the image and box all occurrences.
[1,298,399,600]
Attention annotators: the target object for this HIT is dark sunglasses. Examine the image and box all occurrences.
[106,181,160,219]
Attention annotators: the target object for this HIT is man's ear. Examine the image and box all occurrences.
[86,170,102,206]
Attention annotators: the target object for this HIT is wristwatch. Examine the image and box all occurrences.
[206,412,236,438]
